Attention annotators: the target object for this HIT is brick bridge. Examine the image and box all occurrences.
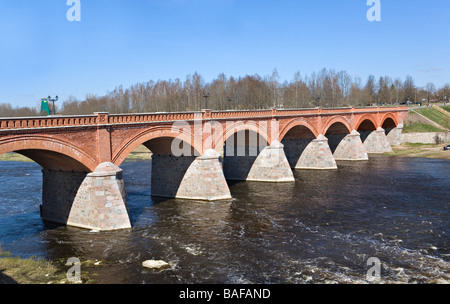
[0,106,407,231]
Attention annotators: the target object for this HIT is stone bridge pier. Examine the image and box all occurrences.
[222,130,294,182]
[41,163,131,231]
[361,127,393,153]
[151,149,231,201]
[281,124,337,170]
[326,121,369,161]
[291,134,338,170]
[385,124,404,146]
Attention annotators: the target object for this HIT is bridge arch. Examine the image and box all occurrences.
[381,113,398,129]
[220,120,272,181]
[0,136,97,172]
[380,113,399,140]
[381,113,401,145]
[355,114,379,131]
[279,119,319,169]
[322,116,353,136]
[323,117,354,156]
[112,125,202,167]
[112,125,209,199]
[355,116,379,145]
[279,118,320,141]
[217,120,270,150]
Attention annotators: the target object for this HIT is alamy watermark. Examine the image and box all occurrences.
[366,257,381,282]
[66,257,82,283]
[367,0,381,22]
[67,0,81,22]
[65,1,379,23]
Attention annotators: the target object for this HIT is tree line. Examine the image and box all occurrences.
[1,68,449,117]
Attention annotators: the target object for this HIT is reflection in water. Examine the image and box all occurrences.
[0,156,449,284]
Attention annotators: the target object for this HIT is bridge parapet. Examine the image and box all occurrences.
[108,111,199,124]
[0,115,98,130]
[0,106,408,131]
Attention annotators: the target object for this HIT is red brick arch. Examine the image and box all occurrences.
[0,135,98,171]
[380,113,399,128]
[322,116,353,135]
[355,114,379,131]
[279,118,320,141]
[112,125,202,166]
[215,120,270,150]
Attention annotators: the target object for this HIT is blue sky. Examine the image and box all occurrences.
[1,0,449,108]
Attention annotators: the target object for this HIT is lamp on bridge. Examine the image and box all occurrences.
[40,98,51,116]
[203,92,210,110]
[316,95,321,107]
[48,95,59,115]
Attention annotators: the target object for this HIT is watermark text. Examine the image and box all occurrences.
[67,0,81,22]
[66,257,82,283]
[367,0,381,22]
[366,257,381,282]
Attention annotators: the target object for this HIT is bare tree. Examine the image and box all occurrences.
[425,82,436,104]
[364,75,377,106]
[403,75,415,103]
[337,71,352,106]
[46,70,442,116]
[377,76,391,105]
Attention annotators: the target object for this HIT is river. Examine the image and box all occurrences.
[0,155,448,284]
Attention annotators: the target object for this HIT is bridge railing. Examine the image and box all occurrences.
[0,106,408,130]
[0,115,98,130]
[108,112,198,124]
[211,110,273,119]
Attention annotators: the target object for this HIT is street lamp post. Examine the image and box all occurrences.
[203,92,210,109]
[48,95,59,115]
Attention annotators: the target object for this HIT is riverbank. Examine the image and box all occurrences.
[123,144,152,161]
[384,142,450,160]
[0,246,99,284]
[0,247,66,284]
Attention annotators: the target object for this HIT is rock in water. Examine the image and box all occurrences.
[142,260,171,270]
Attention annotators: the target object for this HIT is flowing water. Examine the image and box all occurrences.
[0,155,449,284]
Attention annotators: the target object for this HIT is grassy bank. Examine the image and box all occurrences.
[403,122,442,133]
[413,107,450,129]
[123,144,152,161]
[384,142,450,160]
[440,105,450,113]
[0,246,101,284]
[0,248,68,284]
[0,153,33,162]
